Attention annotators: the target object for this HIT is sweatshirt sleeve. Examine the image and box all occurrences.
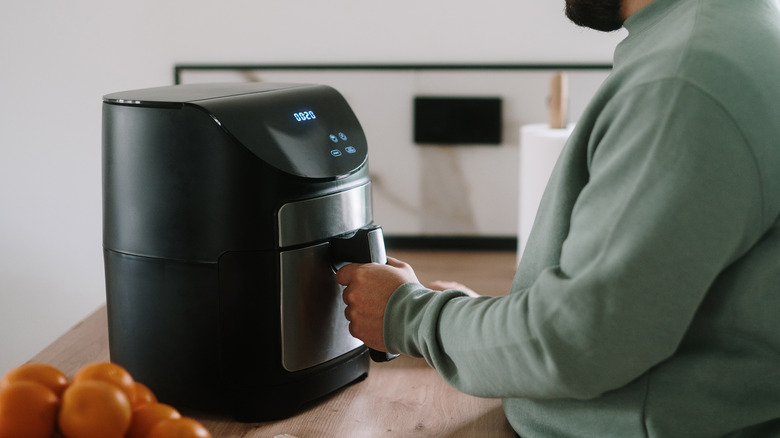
[383,79,764,400]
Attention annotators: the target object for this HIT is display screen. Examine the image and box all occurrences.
[293,110,316,122]
[196,85,368,179]
[414,96,502,145]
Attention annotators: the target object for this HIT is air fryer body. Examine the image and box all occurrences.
[102,83,374,420]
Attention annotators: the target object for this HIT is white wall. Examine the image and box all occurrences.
[0,0,624,376]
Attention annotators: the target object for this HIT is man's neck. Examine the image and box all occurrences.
[622,0,656,19]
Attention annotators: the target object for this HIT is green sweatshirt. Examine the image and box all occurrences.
[383,0,780,436]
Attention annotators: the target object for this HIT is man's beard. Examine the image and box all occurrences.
[564,0,625,32]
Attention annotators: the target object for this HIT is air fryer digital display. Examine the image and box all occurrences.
[293,110,317,121]
[196,85,368,180]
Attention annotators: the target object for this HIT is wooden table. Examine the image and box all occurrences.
[30,250,518,437]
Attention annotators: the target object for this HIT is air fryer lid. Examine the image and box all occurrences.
[104,83,368,179]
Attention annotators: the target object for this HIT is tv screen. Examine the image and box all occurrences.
[414,96,502,145]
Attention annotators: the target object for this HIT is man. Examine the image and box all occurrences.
[336,0,780,435]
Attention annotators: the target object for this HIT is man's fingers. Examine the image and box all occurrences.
[344,305,353,321]
[335,262,359,285]
[386,256,410,269]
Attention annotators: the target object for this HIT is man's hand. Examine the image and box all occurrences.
[427,280,481,298]
[335,256,419,352]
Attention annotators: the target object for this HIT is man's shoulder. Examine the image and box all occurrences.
[674,0,780,92]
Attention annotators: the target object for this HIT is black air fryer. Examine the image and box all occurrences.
[102,82,392,421]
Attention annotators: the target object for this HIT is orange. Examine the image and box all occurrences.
[0,362,69,397]
[58,380,132,438]
[126,402,181,438]
[131,382,157,410]
[0,380,59,438]
[71,362,135,402]
[147,418,212,438]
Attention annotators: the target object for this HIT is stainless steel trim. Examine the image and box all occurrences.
[280,243,364,372]
[366,227,387,264]
[278,183,373,247]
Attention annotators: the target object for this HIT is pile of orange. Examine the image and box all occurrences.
[0,361,212,438]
